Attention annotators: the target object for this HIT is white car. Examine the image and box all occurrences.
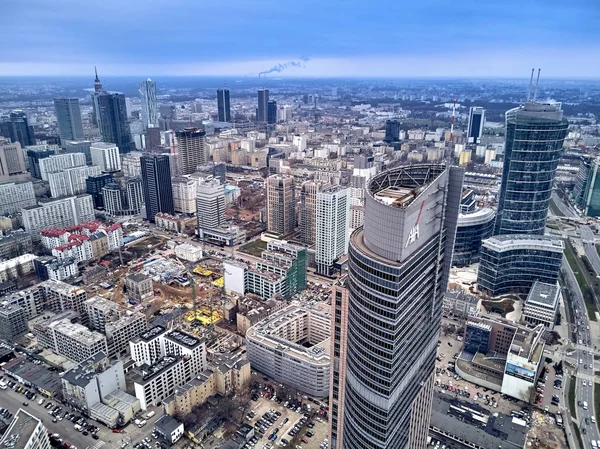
[583,380,588,387]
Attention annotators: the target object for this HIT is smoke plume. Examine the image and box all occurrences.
[259,58,309,77]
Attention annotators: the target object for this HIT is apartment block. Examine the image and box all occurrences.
[22,195,95,235]
[0,181,36,214]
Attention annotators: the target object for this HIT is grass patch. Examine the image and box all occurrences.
[481,299,515,317]
[564,240,598,321]
[239,239,268,257]
[573,422,584,449]
[569,376,577,419]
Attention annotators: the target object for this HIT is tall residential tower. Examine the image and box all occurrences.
[266,174,296,235]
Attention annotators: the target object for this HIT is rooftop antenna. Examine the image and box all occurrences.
[526,68,535,101]
[533,69,541,101]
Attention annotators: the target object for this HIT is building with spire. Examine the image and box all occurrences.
[91,67,104,126]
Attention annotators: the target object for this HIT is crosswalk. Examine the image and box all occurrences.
[87,441,105,449]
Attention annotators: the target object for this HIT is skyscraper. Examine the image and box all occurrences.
[299,181,320,245]
[266,174,296,235]
[90,142,122,172]
[91,67,104,126]
[257,89,269,123]
[384,119,401,143]
[267,100,277,124]
[196,177,226,231]
[0,139,27,182]
[495,102,568,235]
[467,107,485,144]
[315,186,350,276]
[54,98,84,144]
[6,111,35,147]
[217,89,231,122]
[176,127,207,175]
[97,92,136,154]
[140,155,174,222]
[139,79,159,129]
[330,164,463,449]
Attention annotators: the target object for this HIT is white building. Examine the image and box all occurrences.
[196,177,225,230]
[39,153,86,180]
[0,254,37,282]
[0,409,52,449]
[46,258,78,281]
[122,152,143,178]
[21,195,95,234]
[522,282,560,329]
[175,243,203,262]
[48,165,102,197]
[91,142,121,172]
[172,176,198,214]
[315,186,350,276]
[293,134,308,151]
[0,181,36,214]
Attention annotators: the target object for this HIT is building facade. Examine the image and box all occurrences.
[266,174,296,235]
[177,127,208,175]
[217,88,231,122]
[0,139,28,182]
[97,92,135,154]
[48,165,102,198]
[39,153,87,181]
[141,155,174,222]
[453,208,496,266]
[139,79,159,129]
[91,142,121,172]
[495,102,569,235]
[522,281,560,329]
[0,409,52,449]
[332,164,463,449]
[315,186,350,276]
[467,107,485,144]
[54,98,84,143]
[0,181,36,214]
[21,195,95,235]
[477,235,564,297]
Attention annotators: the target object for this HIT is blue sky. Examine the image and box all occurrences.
[1,0,598,77]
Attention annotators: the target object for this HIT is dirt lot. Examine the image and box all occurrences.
[247,396,328,449]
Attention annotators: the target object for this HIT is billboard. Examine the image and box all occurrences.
[505,362,536,381]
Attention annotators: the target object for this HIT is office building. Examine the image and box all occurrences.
[177,127,207,175]
[246,304,331,397]
[0,303,28,342]
[141,155,174,222]
[467,107,485,144]
[139,78,159,129]
[91,142,121,172]
[452,208,496,266]
[522,281,560,329]
[384,119,401,143]
[25,144,58,179]
[64,140,93,164]
[574,156,600,217]
[97,92,135,153]
[38,152,86,180]
[102,181,143,217]
[196,176,226,232]
[217,88,231,122]
[48,165,102,198]
[0,139,27,182]
[35,316,109,363]
[130,329,208,410]
[21,195,95,235]
[172,176,198,214]
[495,102,569,235]
[267,100,277,124]
[54,98,84,143]
[4,111,35,147]
[257,89,269,123]
[86,173,114,209]
[0,409,52,449]
[0,181,36,214]
[477,235,564,297]
[315,186,350,276]
[331,164,463,449]
[0,230,33,260]
[266,174,296,235]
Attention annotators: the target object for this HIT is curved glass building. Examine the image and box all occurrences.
[336,164,463,449]
[453,208,496,266]
[477,235,564,297]
[495,102,569,235]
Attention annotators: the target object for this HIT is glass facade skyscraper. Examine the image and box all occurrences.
[331,164,463,449]
[141,154,174,222]
[217,88,231,122]
[97,92,136,154]
[139,79,159,129]
[453,208,496,266]
[494,102,568,236]
[53,98,84,143]
[257,89,269,123]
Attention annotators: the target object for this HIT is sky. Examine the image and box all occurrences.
[1,0,599,78]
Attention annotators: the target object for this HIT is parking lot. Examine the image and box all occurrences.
[245,395,329,449]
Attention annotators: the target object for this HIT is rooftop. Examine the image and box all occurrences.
[135,325,166,343]
[525,281,560,309]
[483,234,564,253]
[155,414,183,434]
[0,409,43,449]
[164,329,202,349]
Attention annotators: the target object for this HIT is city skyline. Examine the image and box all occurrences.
[1,0,598,78]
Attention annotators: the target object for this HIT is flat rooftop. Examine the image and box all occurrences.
[526,281,559,308]
[0,409,43,449]
[136,325,166,342]
[164,329,202,349]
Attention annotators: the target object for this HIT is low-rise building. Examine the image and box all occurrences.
[39,279,88,316]
[246,304,330,397]
[0,230,33,260]
[154,415,184,446]
[125,273,154,301]
[0,254,37,282]
[155,213,186,233]
[0,408,52,449]
[0,302,27,341]
[442,290,479,319]
[523,281,560,329]
[175,243,203,262]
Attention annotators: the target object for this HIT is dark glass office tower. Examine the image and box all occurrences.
[467,107,485,144]
[97,93,136,153]
[217,89,231,122]
[86,173,114,209]
[6,111,35,147]
[495,102,569,236]
[257,89,269,123]
[332,164,463,449]
[140,154,174,222]
[267,100,277,124]
[384,119,401,143]
[54,98,84,143]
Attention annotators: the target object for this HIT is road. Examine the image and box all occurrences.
[562,258,599,448]
[580,226,600,279]
[552,191,579,218]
